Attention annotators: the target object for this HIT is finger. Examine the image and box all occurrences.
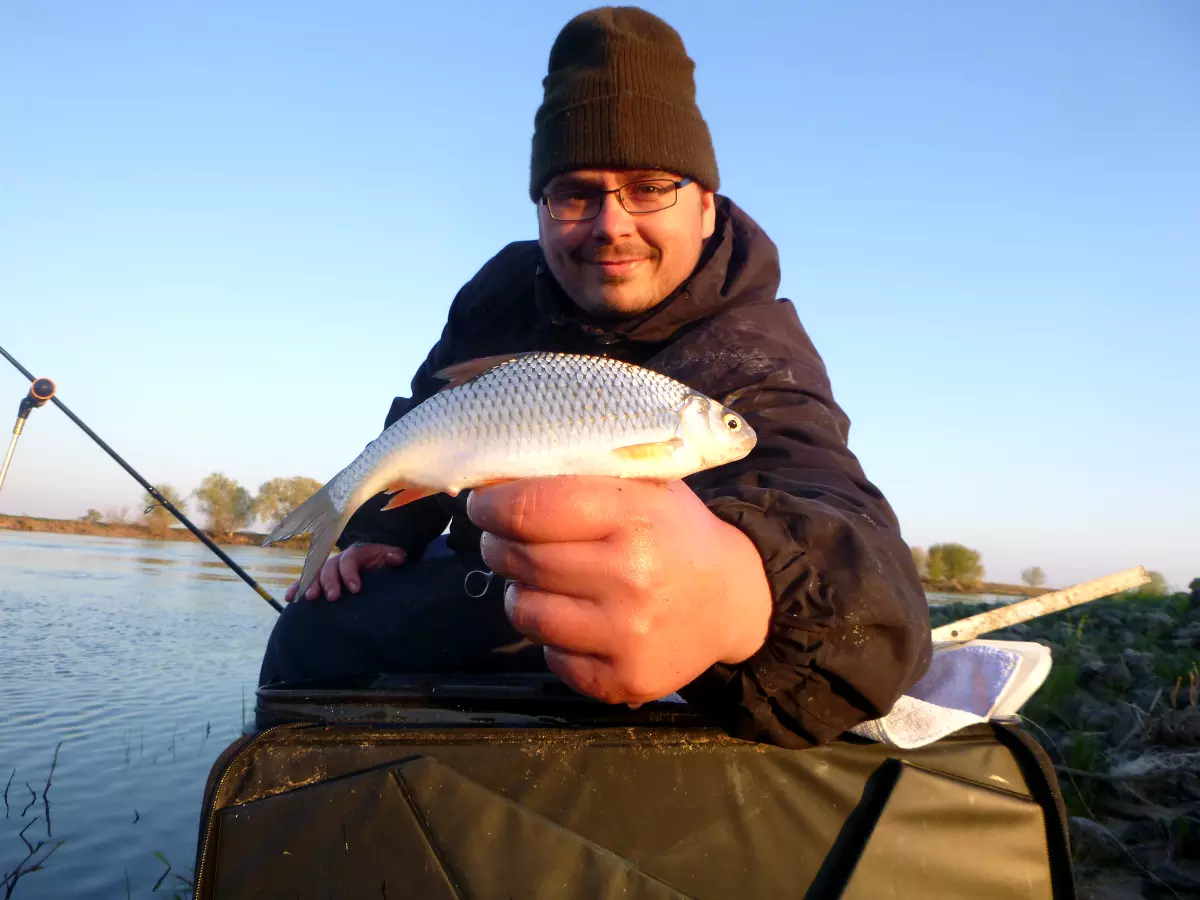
[544,648,665,707]
[285,581,299,603]
[338,550,363,594]
[543,648,623,705]
[480,534,612,599]
[303,569,324,601]
[380,546,407,567]
[504,583,611,655]
[467,476,658,543]
[317,555,344,602]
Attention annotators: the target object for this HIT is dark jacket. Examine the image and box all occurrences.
[338,196,931,748]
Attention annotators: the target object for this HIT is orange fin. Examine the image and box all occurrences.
[380,481,439,511]
[434,352,537,390]
[611,437,684,462]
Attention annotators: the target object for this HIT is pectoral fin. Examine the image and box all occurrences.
[610,437,685,462]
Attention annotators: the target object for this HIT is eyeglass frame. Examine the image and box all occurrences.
[539,176,694,222]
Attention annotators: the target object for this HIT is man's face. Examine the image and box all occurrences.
[537,169,716,317]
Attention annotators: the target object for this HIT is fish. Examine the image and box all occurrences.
[264,351,757,599]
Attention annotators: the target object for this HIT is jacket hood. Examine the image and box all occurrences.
[534,196,783,344]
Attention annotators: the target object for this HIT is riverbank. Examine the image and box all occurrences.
[930,580,1200,898]
[0,514,310,550]
[925,579,1048,597]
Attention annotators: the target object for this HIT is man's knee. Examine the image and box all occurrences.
[258,596,374,687]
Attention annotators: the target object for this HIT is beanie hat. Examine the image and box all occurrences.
[529,6,719,201]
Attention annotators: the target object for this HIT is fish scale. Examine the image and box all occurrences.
[265,351,756,599]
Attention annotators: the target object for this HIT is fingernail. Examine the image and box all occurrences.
[478,532,496,566]
[348,580,360,593]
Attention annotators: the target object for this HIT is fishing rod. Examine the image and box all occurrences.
[0,342,284,614]
[0,376,55,493]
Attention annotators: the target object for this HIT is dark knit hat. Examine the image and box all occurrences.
[529,6,719,201]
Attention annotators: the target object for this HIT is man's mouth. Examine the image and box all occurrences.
[590,258,645,276]
[578,251,653,278]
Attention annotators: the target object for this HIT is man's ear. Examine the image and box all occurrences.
[700,190,717,240]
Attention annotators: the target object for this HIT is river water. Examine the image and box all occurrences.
[0,529,301,899]
[0,528,997,898]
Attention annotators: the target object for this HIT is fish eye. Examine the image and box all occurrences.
[723,414,741,432]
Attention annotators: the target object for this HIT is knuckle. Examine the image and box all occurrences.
[507,484,538,535]
[621,562,655,595]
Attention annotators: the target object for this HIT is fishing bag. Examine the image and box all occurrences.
[193,674,1075,899]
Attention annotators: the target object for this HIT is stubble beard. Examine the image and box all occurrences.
[569,246,665,317]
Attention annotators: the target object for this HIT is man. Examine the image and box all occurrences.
[259,6,931,749]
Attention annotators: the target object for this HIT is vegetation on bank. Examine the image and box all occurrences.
[910,541,1176,600]
[930,578,1200,896]
[69,473,322,540]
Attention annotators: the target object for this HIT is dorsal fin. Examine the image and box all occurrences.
[434,352,538,390]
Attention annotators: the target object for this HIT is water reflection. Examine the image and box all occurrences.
[133,556,181,567]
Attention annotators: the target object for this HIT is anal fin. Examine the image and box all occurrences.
[380,480,439,511]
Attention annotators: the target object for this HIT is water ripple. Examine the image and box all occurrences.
[0,529,292,898]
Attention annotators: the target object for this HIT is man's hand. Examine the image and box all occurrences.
[467,476,772,706]
[286,542,408,603]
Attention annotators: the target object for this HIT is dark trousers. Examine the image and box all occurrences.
[258,537,548,687]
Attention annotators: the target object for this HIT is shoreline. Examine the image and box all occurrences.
[0,513,311,550]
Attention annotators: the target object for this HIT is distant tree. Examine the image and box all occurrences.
[80,509,103,525]
[254,476,323,531]
[1146,570,1170,596]
[927,549,946,582]
[1021,566,1046,588]
[192,473,255,537]
[102,506,132,525]
[927,543,984,586]
[909,546,928,578]
[141,484,187,538]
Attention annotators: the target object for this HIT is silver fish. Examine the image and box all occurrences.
[265,351,756,598]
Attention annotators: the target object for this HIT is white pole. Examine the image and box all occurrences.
[931,566,1151,645]
[0,418,26,494]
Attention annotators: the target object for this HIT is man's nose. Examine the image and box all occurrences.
[589,191,635,242]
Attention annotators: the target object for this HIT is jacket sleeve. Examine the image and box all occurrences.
[676,305,932,749]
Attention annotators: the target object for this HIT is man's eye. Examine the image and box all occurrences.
[629,183,667,198]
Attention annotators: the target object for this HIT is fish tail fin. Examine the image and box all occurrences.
[263,484,352,599]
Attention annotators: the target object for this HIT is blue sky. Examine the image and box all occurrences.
[1,1,1196,589]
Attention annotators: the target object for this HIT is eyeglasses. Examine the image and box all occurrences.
[540,177,693,222]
